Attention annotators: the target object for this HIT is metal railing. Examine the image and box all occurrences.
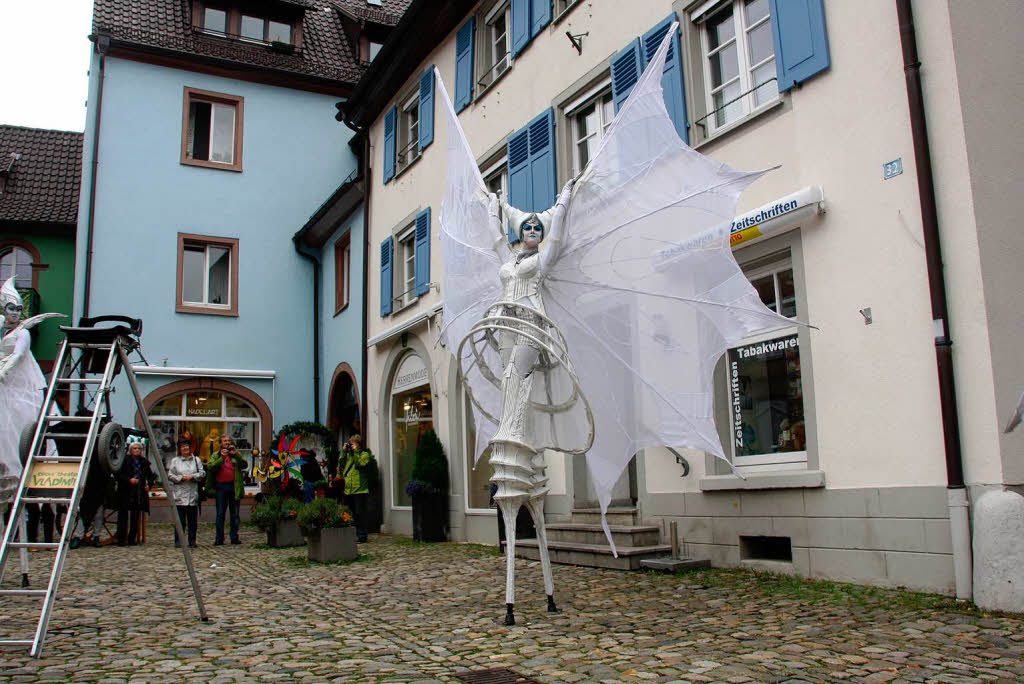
[478,54,510,90]
[693,76,778,132]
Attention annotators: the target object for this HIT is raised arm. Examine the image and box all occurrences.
[539,178,576,271]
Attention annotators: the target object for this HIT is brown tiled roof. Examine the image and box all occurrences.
[328,0,410,26]
[0,126,83,225]
[92,0,366,84]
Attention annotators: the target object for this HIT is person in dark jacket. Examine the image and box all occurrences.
[298,449,323,503]
[70,454,111,548]
[116,437,153,546]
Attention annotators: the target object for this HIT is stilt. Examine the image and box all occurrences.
[498,498,519,625]
[525,498,556,611]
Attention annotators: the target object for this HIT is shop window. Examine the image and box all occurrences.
[390,353,433,507]
[0,245,34,288]
[725,255,805,470]
[181,87,243,172]
[695,0,777,133]
[176,233,239,316]
[464,389,494,511]
[148,390,262,492]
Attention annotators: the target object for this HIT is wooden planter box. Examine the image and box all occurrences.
[308,526,358,563]
[266,518,304,548]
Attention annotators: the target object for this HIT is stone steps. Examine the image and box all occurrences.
[508,538,674,570]
[569,507,638,526]
[545,522,661,547]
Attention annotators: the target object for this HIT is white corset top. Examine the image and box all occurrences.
[499,251,544,312]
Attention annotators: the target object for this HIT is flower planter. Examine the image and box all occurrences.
[411,494,447,542]
[266,518,304,548]
[308,526,358,562]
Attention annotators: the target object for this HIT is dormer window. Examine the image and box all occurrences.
[192,2,302,48]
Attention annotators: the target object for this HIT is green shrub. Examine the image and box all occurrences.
[251,496,301,533]
[406,429,448,497]
[296,497,354,536]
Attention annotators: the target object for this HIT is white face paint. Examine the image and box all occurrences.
[3,303,22,328]
[520,219,543,249]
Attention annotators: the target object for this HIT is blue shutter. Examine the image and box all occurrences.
[770,0,831,92]
[382,106,396,184]
[531,0,551,37]
[611,38,643,112]
[506,125,530,243]
[454,19,475,113]
[642,15,689,144]
[418,68,435,150]
[414,207,431,296]
[510,0,530,57]
[528,108,556,212]
[380,236,393,316]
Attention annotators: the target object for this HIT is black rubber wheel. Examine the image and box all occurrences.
[18,424,37,466]
[97,422,125,475]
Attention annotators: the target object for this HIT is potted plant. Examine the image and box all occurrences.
[404,429,449,542]
[297,497,358,562]
[251,496,303,547]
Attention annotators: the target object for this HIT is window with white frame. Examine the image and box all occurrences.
[699,0,777,132]
[478,0,511,90]
[725,253,805,471]
[395,224,417,308]
[0,247,33,288]
[482,157,508,202]
[565,82,614,177]
[554,0,582,20]
[397,91,420,172]
[177,233,238,315]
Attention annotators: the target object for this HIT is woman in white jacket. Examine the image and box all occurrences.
[167,434,205,548]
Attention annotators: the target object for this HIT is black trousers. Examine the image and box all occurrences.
[26,503,55,543]
[116,508,142,544]
[175,505,198,546]
[344,493,369,542]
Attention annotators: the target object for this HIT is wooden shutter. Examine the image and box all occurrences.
[611,38,643,112]
[506,125,531,243]
[531,0,551,37]
[418,67,435,150]
[380,236,393,316]
[414,208,431,296]
[642,15,689,144]
[528,108,556,212]
[383,106,397,183]
[510,0,531,57]
[455,19,475,112]
[770,0,831,92]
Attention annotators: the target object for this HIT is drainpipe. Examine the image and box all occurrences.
[293,237,322,423]
[896,0,971,600]
[360,135,371,450]
[82,37,109,319]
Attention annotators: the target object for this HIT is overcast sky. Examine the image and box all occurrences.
[0,1,93,132]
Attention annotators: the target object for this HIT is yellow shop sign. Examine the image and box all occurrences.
[28,462,80,491]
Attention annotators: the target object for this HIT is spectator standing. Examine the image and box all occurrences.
[207,434,245,545]
[167,437,205,548]
[341,435,373,543]
[116,437,153,546]
[70,455,110,549]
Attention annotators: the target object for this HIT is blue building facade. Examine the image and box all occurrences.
[72,0,393,483]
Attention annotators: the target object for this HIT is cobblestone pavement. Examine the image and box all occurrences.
[1,524,1022,683]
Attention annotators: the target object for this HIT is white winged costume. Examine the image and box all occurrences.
[438,26,792,619]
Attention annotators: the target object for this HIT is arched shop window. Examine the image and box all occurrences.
[148,390,263,491]
[390,352,433,507]
[0,245,35,288]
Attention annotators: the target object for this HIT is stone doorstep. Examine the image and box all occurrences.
[570,507,639,525]
[639,557,712,572]
[545,522,661,547]
[510,539,673,570]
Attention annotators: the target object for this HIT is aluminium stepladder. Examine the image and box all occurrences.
[0,315,206,656]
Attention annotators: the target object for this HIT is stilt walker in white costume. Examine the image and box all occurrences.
[436,25,802,625]
[0,277,63,584]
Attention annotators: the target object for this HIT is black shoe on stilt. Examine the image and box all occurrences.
[503,603,515,626]
[547,594,559,613]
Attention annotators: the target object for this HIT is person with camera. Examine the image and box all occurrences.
[340,435,373,543]
[206,433,245,545]
[167,435,205,548]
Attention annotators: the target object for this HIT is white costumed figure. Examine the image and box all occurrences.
[437,25,801,625]
[0,278,63,504]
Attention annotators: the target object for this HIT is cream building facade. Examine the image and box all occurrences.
[342,0,1023,606]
